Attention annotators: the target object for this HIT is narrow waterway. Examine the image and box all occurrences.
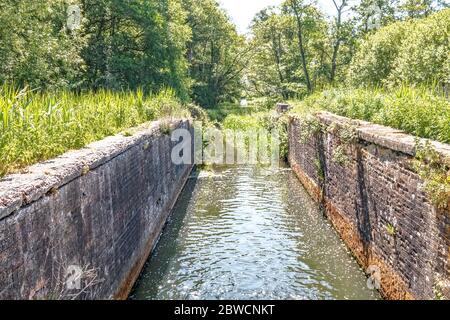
[130,165,380,300]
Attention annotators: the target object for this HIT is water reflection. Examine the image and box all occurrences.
[130,165,380,300]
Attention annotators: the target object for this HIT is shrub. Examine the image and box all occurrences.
[348,21,409,87]
[389,9,450,87]
[348,9,450,88]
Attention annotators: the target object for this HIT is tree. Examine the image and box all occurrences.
[80,0,190,97]
[246,8,300,99]
[353,0,398,33]
[183,0,248,107]
[0,0,85,88]
[248,1,344,99]
[389,8,450,87]
[399,0,435,17]
[283,0,314,92]
[347,8,450,88]
[329,0,353,83]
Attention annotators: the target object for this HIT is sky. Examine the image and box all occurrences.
[219,0,337,34]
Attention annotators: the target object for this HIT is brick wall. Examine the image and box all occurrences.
[288,112,450,300]
[0,119,193,299]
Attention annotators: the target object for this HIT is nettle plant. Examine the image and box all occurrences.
[413,139,450,209]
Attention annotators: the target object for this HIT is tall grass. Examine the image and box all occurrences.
[0,84,188,177]
[221,111,289,160]
[206,98,275,123]
[290,86,450,144]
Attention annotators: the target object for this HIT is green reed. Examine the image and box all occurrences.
[0,84,188,177]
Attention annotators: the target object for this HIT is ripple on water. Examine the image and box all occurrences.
[129,166,380,300]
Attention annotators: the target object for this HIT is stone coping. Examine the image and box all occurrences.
[290,111,450,162]
[0,119,189,221]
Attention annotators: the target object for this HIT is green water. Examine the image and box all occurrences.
[130,165,380,300]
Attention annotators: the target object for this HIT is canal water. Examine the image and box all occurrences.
[130,165,380,300]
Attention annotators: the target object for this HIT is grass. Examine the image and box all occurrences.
[215,107,289,160]
[0,84,189,177]
[3,82,447,178]
[289,85,450,144]
[205,97,275,123]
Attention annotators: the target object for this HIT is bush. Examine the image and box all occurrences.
[389,9,450,86]
[348,21,409,87]
[348,9,450,88]
[205,101,272,123]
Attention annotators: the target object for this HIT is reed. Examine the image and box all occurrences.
[0,84,188,177]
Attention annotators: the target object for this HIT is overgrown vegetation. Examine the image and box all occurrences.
[329,123,358,166]
[385,223,397,236]
[245,2,449,99]
[205,103,289,161]
[296,115,324,143]
[0,0,247,107]
[413,140,450,209]
[291,86,450,144]
[0,1,449,178]
[348,9,450,88]
[0,85,188,177]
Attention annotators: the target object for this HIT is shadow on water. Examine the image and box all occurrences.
[129,164,380,300]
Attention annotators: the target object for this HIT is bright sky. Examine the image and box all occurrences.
[219,0,337,34]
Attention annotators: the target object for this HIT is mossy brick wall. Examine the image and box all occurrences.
[0,119,193,299]
[288,112,450,300]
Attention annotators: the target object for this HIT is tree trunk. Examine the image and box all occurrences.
[291,4,312,92]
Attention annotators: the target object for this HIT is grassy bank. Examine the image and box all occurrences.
[2,83,448,178]
[0,85,189,177]
[290,86,450,144]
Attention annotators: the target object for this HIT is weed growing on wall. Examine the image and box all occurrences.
[259,112,289,160]
[385,223,397,237]
[160,121,173,136]
[297,115,324,144]
[332,145,350,166]
[413,140,450,209]
[314,158,325,182]
[328,123,358,166]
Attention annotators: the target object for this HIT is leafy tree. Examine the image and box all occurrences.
[246,8,300,99]
[347,19,410,86]
[352,0,398,33]
[348,8,450,87]
[389,8,450,86]
[283,0,316,92]
[0,0,85,88]
[183,0,248,107]
[399,0,435,17]
[329,0,355,83]
[247,0,354,99]
[80,0,191,97]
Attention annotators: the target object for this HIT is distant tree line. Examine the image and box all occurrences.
[0,0,246,107]
[0,0,448,106]
[246,0,449,99]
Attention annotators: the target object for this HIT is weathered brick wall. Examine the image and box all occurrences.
[0,119,193,300]
[289,112,450,300]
